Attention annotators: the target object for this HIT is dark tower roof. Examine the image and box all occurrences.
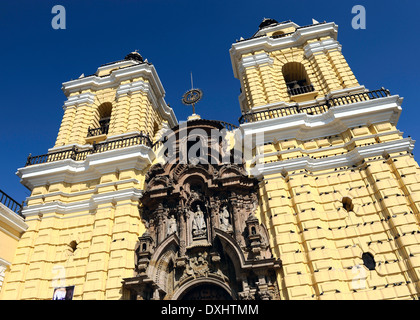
[258,18,279,30]
[124,51,144,62]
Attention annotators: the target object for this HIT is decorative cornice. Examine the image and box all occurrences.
[0,257,11,268]
[61,63,178,128]
[304,38,342,59]
[249,137,415,177]
[115,79,149,98]
[21,188,143,219]
[238,52,274,75]
[230,22,338,79]
[62,63,157,95]
[16,144,156,190]
[63,92,96,109]
[238,95,403,142]
[0,203,28,235]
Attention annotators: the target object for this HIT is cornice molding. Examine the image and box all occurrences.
[304,38,342,59]
[0,203,28,235]
[0,257,11,268]
[61,63,178,128]
[21,188,143,219]
[238,95,403,143]
[249,137,416,177]
[62,63,159,95]
[230,22,338,79]
[63,92,96,109]
[16,145,156,190]
[115,79,149,98]
[238,52,274,75]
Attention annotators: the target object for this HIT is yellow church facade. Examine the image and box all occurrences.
[1,19,420,300]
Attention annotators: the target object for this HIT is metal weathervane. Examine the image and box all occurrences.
[182,72,203,115]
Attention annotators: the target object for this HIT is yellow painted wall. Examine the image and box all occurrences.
[1,169,147,300]
[0,221,20,264]
[0,205,27,299]
[256,123,420,300]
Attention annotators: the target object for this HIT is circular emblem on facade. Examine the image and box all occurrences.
[182,89,203,106]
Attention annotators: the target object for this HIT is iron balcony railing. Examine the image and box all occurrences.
[287,84,315,96]
[0,189,22,215]
[239,88,391,124]
[218,121,239,132]
[25,132,153,167]
[87,124,109,137]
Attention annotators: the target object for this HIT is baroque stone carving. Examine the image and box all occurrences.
[191,205,207,239]
[123,119,281,300]
[166,215,177,236]
[219,206,232,232]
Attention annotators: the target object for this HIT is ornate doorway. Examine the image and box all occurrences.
[123,120,281,300]
[180,284,233,300]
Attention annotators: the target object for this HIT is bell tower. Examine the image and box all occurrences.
[54,51,176,148]
[1,52,177,300]
[231,19,420,300]
[230,19,361,114]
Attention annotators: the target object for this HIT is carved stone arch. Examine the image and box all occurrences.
[147,234,179,295]
[175,165,214,186]
[214,229,247,274]
[172,277,235,300]
[185,192,206,209]
[217,164,247,179]
[153,250,176,295]
[167,163,186,183]
[145,175,172,192]
[259,223,271,247]
[145,163,165,183]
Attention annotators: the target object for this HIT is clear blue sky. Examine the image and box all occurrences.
[0,0,419,204]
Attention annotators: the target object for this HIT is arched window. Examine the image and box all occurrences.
[272,30,285,38]
[88,102,112,137]
[282,62,314,96]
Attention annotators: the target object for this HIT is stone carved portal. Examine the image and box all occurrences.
[123,120,281,300]
[180,284,233,300]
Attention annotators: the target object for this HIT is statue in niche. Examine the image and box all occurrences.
[166,215,177,236]
[249,193,259,218]
[191,204,206,238]
[219,206,232,232]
